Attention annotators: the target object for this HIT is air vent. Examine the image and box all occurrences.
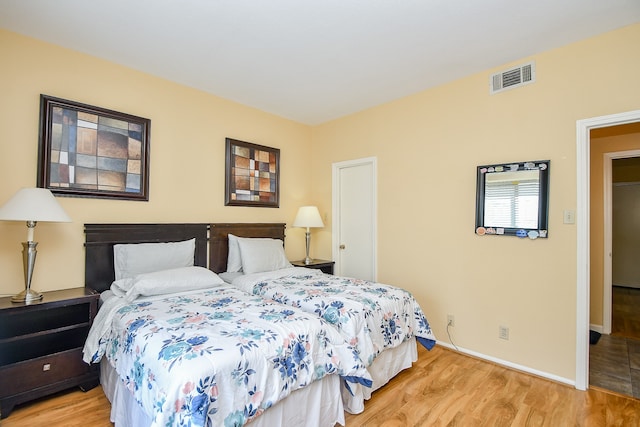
[490,61,535,94]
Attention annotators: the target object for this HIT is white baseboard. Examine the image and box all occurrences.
[436,340,574,387]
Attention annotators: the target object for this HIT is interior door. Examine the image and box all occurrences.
[332,157,377,280]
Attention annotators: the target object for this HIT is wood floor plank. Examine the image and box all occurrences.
[4,345,640,426]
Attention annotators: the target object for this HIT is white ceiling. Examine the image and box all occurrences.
[1,0,639,125]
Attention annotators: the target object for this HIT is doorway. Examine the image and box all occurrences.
[603,151,640,335]
[589,148,640,398]
[576,110,640,392]
[332,157,377,280]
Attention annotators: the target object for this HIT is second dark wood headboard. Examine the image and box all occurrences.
[209,223,286,273]
[84,223,209,292]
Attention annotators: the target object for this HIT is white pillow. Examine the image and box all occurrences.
[236,236,292,274]
[111,266,225,302]
[226,234,243,273]
[114,239,195,280]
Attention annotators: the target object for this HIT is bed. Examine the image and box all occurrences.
[83,223,371,427]
[209,223,437,414]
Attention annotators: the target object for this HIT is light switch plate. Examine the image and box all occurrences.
[563,210,575,224]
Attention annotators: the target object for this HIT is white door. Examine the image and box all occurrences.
[332,157,377,280]
[602,150,640,334]
[612,182,640,289]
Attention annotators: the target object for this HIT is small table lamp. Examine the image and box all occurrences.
[0,188,71,303]
[293,206,324,265]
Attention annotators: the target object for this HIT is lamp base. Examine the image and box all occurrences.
[304,257,313,265]
[11,288,43,304]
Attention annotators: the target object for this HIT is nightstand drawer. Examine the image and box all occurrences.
[0,348,87,398]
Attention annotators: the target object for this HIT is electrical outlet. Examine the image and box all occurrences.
[447,314,455,327]
[499,325,509,340]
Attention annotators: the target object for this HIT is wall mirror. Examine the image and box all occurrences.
[475,160,550,238]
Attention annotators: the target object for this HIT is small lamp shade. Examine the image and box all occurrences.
[293,206,324,228]
[0,188,71,303]
[0,188,71,223]
[293,206,324,265]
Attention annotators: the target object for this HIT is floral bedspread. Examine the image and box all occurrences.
[231,268,437,366]
[84,286,371,427]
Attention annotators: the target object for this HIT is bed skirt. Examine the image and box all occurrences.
[100,359,346,427]
[341,338,418,414]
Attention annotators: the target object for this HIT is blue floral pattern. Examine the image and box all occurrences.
[241,270,437,366]
[87,286,371,426]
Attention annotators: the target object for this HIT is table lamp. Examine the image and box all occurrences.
[293,206,324,265]
[0,188,71,303]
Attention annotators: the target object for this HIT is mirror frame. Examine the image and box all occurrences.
[475,160,550,238]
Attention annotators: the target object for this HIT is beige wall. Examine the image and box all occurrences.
[2,22,640,383]
[0,29,313,296]
[311,23,640,381]
[590,126,640,319]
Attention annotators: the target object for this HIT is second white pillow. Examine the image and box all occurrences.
[236,237,292,274]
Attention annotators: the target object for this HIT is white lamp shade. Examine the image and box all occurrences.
[0,188,71,223]
[293,206,324,228]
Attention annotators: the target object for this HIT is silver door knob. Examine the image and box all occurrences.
[339,244,346,250]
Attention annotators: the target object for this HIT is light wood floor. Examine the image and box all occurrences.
[5,345,640,426]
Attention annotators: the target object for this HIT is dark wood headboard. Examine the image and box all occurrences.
[209,223,286,273]
[84,223,209,292]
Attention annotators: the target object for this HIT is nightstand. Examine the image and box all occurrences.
[291,259,335,275]
[0,287,100,419]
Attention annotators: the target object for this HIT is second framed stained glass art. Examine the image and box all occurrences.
[37,95,151,201]
[225,138,280,207]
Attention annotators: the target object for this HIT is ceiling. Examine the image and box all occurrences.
[1,1,639,125]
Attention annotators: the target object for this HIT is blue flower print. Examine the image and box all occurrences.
[189,393,209,426]
[187,335,208,346]
[210,312,233,321]
[292,341,307,363]
[208,297,233,308]
[330,301,344,310]
[323,306,340,324]
[159,341,190,361]
[280,356,296,379]
[128,318,145,332]
[224,410,246,427]
[241,329,264,340]
[131,359,145,391]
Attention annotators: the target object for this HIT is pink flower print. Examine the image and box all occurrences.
[182,381,194,394]
[251,390,263,404]
[175,398,185,412]
[187,313,206,323]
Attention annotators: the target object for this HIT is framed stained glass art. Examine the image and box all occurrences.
[225,138,280,207]
[37,95,151,201]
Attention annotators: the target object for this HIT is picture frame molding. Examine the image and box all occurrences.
[37,94,151,201]
[225,137,280,208]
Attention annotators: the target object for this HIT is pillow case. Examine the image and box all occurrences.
[226,234,243,273]
[111,266,225,302]
[114,238,195,280]
[236,236,292,274]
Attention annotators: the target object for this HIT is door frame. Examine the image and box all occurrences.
[602,149,640,335]
[331,156,377,279]
[576,109,640,390]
